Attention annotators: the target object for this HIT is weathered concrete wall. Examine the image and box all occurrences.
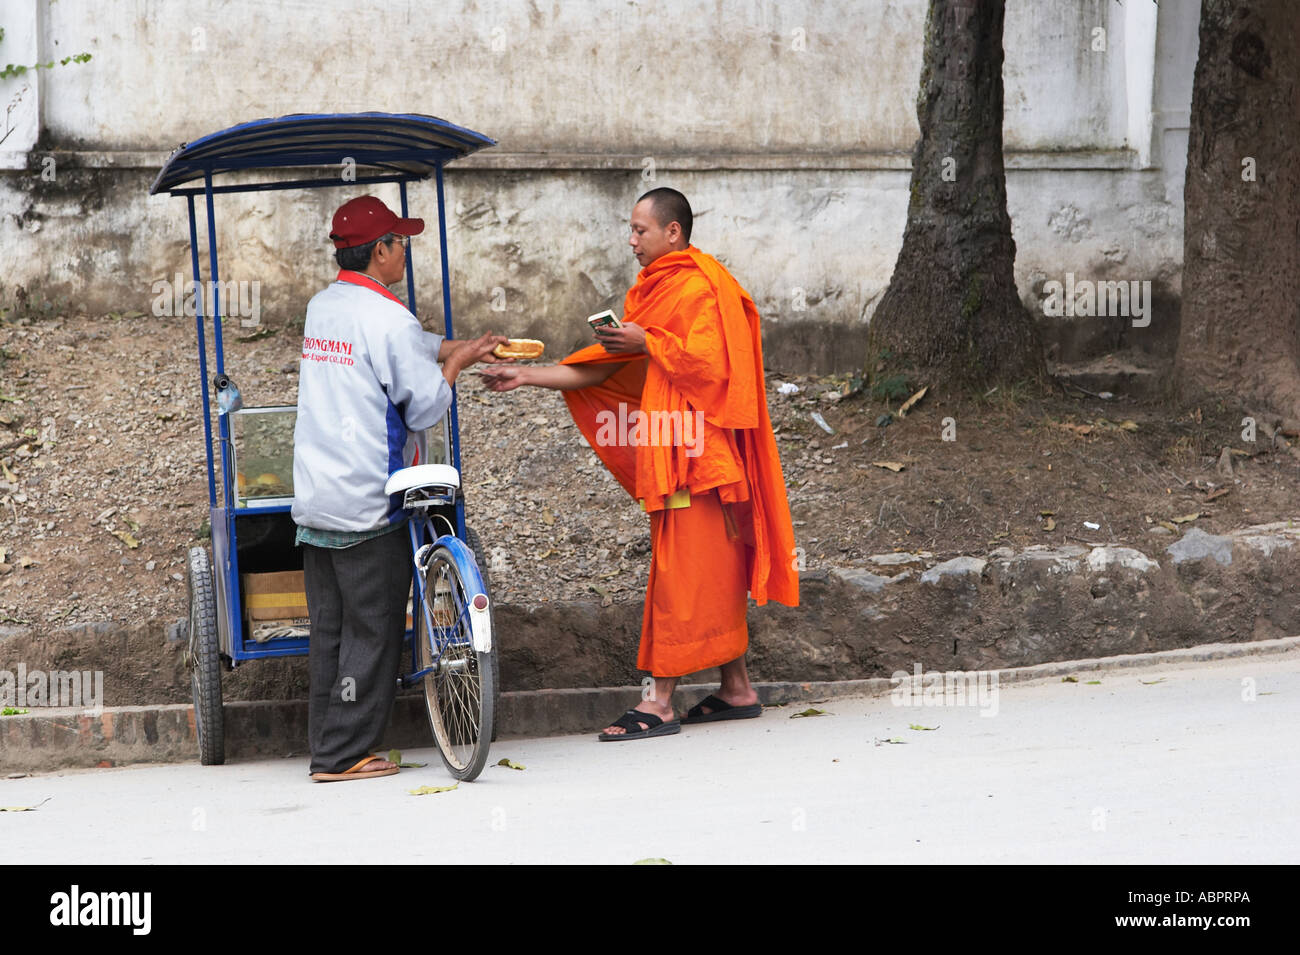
[0,0,1201,372]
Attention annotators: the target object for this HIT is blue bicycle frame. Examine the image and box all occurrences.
[405,525,491,683]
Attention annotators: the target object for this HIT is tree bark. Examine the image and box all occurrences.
[865,0,1042,388]
[1177,0,1300,421]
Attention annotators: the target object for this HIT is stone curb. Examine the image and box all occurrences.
[3,635,1296,775]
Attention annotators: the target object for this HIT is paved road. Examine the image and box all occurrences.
[4,654,1296,864]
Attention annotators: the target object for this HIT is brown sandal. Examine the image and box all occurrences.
[310,754,400,782]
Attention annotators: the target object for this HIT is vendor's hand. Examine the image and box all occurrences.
[477,333,516,364]
[594,322,646,354]
[451,332,511,370]
[476,366,528,392]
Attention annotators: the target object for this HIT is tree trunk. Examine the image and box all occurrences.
[1177,0,1300,421]
[865,0,1042,388]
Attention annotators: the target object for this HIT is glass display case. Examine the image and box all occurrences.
[231,406,296,507]
[230,405,452,507]
[418,411,452,467]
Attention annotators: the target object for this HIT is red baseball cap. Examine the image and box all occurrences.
[329,195,425,249]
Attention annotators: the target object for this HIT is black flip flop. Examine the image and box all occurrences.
[682,694,763,725]
[598,709,682,741]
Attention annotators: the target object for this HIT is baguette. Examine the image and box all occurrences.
[493,338,545,360]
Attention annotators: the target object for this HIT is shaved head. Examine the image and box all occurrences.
[636,187,693,245]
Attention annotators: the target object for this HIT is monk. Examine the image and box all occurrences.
[480,187,798,739]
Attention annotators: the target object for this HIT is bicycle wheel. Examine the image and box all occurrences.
[417,544,495,781]
[187,545,225,765]
[464,526,501,743]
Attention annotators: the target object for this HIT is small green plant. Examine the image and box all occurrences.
[870,374,911,402]
[0,28,92,80]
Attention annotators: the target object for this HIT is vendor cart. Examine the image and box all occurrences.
[150,112,500,780]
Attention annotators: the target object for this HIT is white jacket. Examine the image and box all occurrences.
[291,273,452,532]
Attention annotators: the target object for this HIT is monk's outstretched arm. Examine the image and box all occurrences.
[479,362,621,392]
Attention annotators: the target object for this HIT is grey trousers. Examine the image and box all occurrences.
[302,529,413,775]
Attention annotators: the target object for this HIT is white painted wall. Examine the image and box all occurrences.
[0,0,1202,371]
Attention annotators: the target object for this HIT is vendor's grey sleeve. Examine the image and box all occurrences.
[371,315,451,431]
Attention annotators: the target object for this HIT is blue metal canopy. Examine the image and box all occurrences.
[150,111,496,195]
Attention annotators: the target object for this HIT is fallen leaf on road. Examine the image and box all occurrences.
[386,748,426,769]
[874,737,907,745]
[496,758,525,771]
[0,797,49,811]
[908,724,939,731]
[790,707,825,718]
[633,858,673,865]
[1085,680,1102,685]
[1042,517,1057,532]
[408,784,459,796]
[1140,678,1166,685]
[1170,513,1200,524]
[1061,676,1078,683]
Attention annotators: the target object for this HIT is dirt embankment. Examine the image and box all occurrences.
[2,308,1296,699]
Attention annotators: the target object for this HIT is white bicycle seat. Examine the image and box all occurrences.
[385,464,461,497]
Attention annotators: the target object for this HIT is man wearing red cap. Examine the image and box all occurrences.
[293,195,505,781]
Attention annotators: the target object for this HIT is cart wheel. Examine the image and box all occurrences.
[187,545,225,765]
[417,543,495,781]
[464,526,501,743]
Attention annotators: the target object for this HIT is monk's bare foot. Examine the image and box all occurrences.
[601,700,675,736]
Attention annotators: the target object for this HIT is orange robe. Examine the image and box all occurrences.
[560,247,799,677]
